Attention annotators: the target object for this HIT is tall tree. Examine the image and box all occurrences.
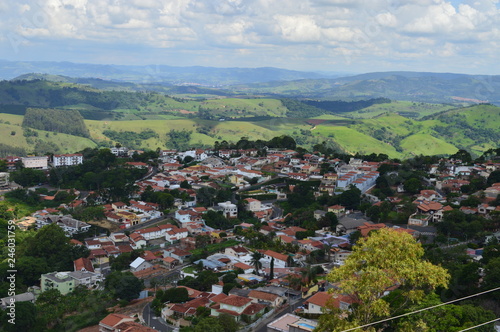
[250,251,263,276]
[269,257,275,280]
[317,228,450,329]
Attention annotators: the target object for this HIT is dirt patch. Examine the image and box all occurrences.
[87,219,121,233]
[108,297,153,317]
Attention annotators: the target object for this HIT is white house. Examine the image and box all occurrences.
[262,250,288,268]
[218,201,238,218]
[130,257,152,272]
[175,210,192,224]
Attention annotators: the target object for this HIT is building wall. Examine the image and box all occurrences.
[22,156,48,170]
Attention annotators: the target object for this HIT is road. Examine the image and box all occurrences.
[143,302,178,332]
[254,297,307,332]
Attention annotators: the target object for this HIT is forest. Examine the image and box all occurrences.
[22,108,90,138]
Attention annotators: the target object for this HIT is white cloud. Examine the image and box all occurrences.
[0,0,499,74]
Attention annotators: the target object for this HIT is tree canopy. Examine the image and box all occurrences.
[318,228,450,330]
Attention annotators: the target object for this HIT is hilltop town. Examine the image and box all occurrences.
[1,139,500,331]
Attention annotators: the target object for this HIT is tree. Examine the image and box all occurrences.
[250,251,263,276]
[319,228,450,328]
[105,271,144,301]
[269,257,275,280]
[487,170,500,186]
[194,317,223,332]
[217,313,239,332]
[0,301,36,332]
[394,293,496,332]
[403,177,422,194]
[9,168,46,187]
[21,223,84,272]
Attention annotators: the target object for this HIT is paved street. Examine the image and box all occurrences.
[143,302,178,332]
[254,297,306,332]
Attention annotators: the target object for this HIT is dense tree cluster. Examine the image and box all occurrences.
[103,129,158,149]
[22,108,90,138]
[48,148,147,200]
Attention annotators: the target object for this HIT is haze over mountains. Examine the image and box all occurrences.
[0,59,499,160]
[1,60,499,105]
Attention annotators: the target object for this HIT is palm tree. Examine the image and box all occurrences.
[250,251,264,276]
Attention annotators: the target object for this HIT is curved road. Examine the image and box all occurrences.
[143,302,178,332]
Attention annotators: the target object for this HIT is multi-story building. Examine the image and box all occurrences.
[52,154,83,167]
[22,156,48,170]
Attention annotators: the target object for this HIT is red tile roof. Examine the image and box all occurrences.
[241,303,266,315]
[219,295,252,307]
[74,257,94,273]
[100,313,133,328]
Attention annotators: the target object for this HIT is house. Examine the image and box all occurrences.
[336,214,372,235]
[262,250,289,268]
[165,227,189,243]
[314,210,327,220]
[162,256,179,269]
[303,291,354,314]
[218,201,238,218]
[129,233,147,249]
[164,248,191,264]
[211,294,266,322]
[52,153,83,167]
[267,313,318,332]
[225,246,250,259]
[162,296,212,318]
[74,257,94,273]
[175,210,192,224]
[36,214,91,236]
[327,205,346,217]
[244,198,262,212]
[99,313,137,332]
[248,289,284,307]
[130,257,152,272]
[233,262,254,274]
[41,272,76,295]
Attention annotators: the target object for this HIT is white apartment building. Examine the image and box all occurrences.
[22,156,48,170]
[52,154,84,167]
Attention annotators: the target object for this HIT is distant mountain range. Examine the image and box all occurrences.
[1,59,500,105]
[0,59,343,85]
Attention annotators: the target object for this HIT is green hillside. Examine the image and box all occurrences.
[312,125,401,157]
[399,134,458,157]
[0,114,96,156]
[0,77,499,158]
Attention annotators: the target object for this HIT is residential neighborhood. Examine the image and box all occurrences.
[1,143,500,331]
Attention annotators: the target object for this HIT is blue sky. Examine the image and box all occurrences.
[0,0,498,74]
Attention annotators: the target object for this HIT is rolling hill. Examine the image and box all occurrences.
[0,72,499,159]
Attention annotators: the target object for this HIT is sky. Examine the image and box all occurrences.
[0,0,499,75]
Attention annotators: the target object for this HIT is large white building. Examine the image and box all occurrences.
[22,156,48,170]
[52,154,84,167]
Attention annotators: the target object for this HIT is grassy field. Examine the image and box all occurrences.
[399,134,458,157]
[2,103,498,158]
[0,113,24,126]
[346,101,455,119]
[0,116,96,154]
[313,125,401,157]
[202,98,288,117]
